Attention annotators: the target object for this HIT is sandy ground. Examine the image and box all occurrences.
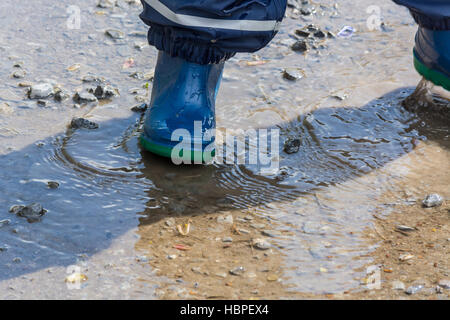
[135,139,449,300]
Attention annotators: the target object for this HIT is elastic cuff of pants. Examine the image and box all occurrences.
[410,10,450,30]
[147,24,235,65]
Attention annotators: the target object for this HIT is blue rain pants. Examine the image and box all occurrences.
[139,0,287,64]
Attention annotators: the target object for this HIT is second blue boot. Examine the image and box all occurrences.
[140,51,224,163]
[413,27,450,91]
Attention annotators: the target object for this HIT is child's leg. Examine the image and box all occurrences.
[393,0,450,90]
[139,1,287,161]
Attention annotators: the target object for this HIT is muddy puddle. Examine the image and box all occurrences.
[0,0,448,299]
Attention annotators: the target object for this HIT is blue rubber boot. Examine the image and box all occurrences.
[413,27,450,91]
[140,51,224,162]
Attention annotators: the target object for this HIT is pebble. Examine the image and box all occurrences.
[422,194,443,208]
[282,68,304,81]
[167,254,177,260]
[399,253,414,262]
[131,103,148,113]
[97,0,115,9]
[438,279,450,289]
[89,85,117,99]
[215,272,227,279]
[291,40,308,52]
[267,274,278,281]
[165,218,175,227]
[250,223,265,229]
[222,237,233,243]
[81,75,105,83]
[405,284,424,295]
[73,91,98,103]
[261,230,281,238]
[284,138,301,154]
[37,100,48,107]
[229,266,245,276]
[70,118,99,130]
[238,228,250,235]
[391,280,405,291]
[54,90,69,102]
[395,225,415,232]
[29,83,54,99]
[105,29,125,40]
[0,219,11,228]
[9,203,47,223]
[314,30,326,38]
[295,29,310,37]
[217,214,233,225]
[0,102,13,114]
[252,238,270,250]
[12,70,26,79]
[47,181,59,189]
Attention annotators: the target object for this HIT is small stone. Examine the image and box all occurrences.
[47,181,59,189]
[65,273,88,284]
[252,238,270,250]
[216,198,234,208]
[395,225,415,232]
[89,85,117,99]
[165,218,175,227]
[438,279,450,289]
[37,100,48,107]
[217,214,233,225]
[229,266,245,276]
[267,274,278,281]
[136,255,149,263]
[97,0,115,8]
[167,254,177,260]
[392,280,405,291]
[282,68,304,81]
[29,83,54,99]
[222,237,233,243]
[261,230,281,238]
[238,228,250,235]
[73,91,98,103]
[54,90,69,102]
[131,103,148,113]
[399,253,414,262]
[250,223,265,229]
[12,70,26,79]
[0,219,11,228]
[12,257,22,263]
[81,75,105,83]
[191,267,202,275]
[314,30,326,38]
[405,284,424,295]
[422,194,443,208]
[284,138,301,154]
[9,203,47,223]
[70,118,99,130]
[0,102,13,114]
[215,272,227,279]
[105,29,125,40]
[291,40,308,53]
[295,29,310,37]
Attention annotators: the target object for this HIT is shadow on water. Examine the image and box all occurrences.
[0,86,448,288]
